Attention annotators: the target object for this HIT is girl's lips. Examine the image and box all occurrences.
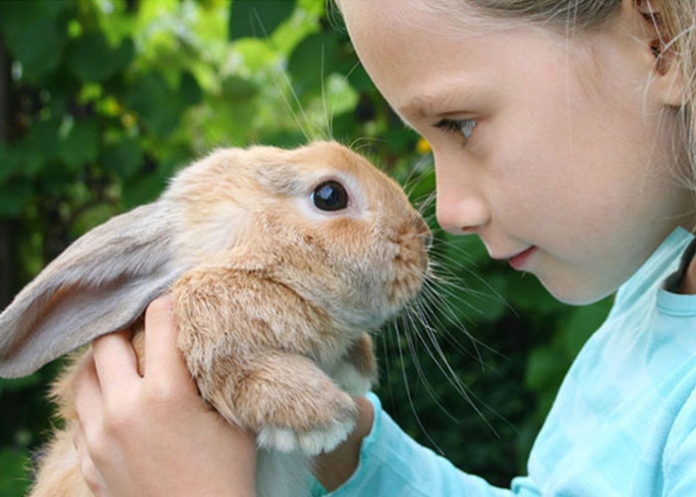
[509,246,536,271]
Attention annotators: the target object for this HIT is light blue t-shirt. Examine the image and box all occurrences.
[314,228,696,496]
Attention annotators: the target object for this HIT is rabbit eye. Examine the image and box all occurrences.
[312,181,349,211]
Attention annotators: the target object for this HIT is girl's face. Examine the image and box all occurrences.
[341,0,695,304]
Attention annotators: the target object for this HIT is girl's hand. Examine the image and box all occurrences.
[72,296,257,497]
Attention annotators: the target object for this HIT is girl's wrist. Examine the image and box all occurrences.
[312,395,374,492]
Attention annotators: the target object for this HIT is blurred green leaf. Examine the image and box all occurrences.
[507,273,562,315]
[58,119,100,170]
[72,203,121,236]
[198,93,260,145]
[439,232,490,266]
[561,298,612,356]
[67,34,135,83]
[524,344,567,393]
[0,1,69,79]
[0,181,32,218]
[180,71,203,107]
[0,144,22,185]
[126,71,202,136]
[102,137,143,180]
[221,75,259,100]
[405,169,436,205]
[229,0,296,41]
[258,130,307,148]
[459,272,509,324]
[122,168,168,209]
[125,73,179,136]
[0,448,31,496]
[343,59,373,92]
[14,119,61,176]
[125,72,174,134]
[287,31,342,94]
[0,374,43,396]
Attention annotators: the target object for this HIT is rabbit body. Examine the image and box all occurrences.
[0,141,430,496]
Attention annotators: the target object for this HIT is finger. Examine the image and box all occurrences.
[74,424,106,497]
[72,349,104,428]
[91,329,140,392]
[143,296,192,385]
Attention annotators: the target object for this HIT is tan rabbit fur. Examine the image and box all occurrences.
[0,141,430,497]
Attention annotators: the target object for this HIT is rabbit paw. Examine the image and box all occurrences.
[257,415,356,455]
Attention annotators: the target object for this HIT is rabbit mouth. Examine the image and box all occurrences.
[386,227,431,309]
[387,261,430,313]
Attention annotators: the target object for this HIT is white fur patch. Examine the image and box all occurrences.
[257,416,356,456]
[331,361,373,396]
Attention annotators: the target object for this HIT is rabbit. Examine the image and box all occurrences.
[0,140,431,497]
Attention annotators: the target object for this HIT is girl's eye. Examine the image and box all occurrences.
[312,180,349,211]
[434,118,477,142]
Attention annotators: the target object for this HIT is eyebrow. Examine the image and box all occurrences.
[398,82,483,120]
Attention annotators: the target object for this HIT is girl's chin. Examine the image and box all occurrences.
[536,273,615,307]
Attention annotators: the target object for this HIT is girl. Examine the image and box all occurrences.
[71,0,696,495]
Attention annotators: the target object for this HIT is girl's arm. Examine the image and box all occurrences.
[313,395,375,491]
[312,393,517,497]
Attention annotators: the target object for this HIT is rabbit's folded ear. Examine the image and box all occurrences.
[0,202,184,378]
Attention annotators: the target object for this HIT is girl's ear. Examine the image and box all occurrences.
[634,0,685,106]
[0,202,184,378]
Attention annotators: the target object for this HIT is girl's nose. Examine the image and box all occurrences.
[434,158,490,235]
[436,193,490,234]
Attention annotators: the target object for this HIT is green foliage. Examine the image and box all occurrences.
[229,0,297,41]
[0,448,32,496]
[0,0,611,493]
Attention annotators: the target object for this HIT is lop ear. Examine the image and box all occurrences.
[0,202,184,378]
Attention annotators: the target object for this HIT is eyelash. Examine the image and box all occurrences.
[434,118,477,143]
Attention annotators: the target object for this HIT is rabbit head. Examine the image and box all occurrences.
[170,141,431,331]
[0,141,430,378]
